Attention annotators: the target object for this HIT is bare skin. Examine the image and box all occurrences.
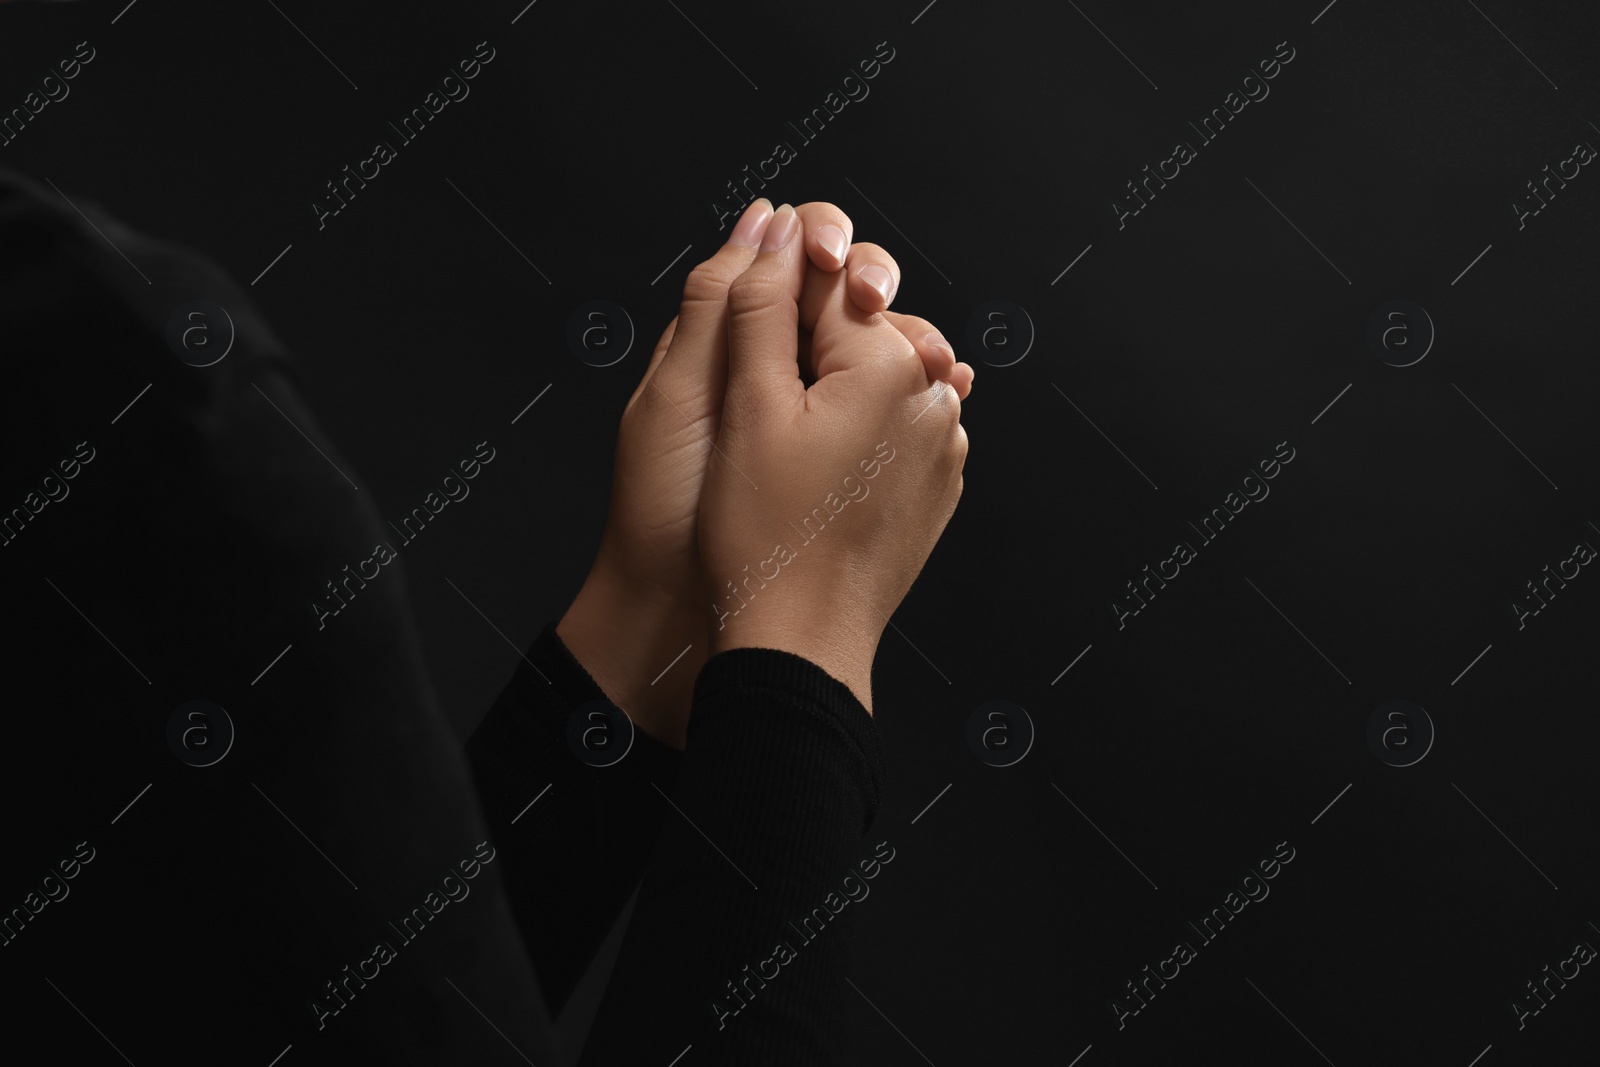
[699,208,967,713]
[558,200,971,745]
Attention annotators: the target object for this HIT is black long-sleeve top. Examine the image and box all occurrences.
[467,624,889,1064]
[0,161,889,1066]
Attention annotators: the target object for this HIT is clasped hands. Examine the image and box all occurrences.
[557,200,972,747]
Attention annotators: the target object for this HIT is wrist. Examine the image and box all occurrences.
[708,612,876,715]
[558,558,706,749]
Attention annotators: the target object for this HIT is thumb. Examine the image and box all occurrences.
[648,198,774,398]
[724,204,807,411]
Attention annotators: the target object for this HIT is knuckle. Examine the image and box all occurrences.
[681,257,734,305]
[904,378,948,428]
[941,395,964,436]
[801,200,850,228]
[726,272,791,320]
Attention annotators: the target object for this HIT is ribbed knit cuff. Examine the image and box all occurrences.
[689,647,887,829]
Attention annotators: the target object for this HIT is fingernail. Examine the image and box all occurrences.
[729,198,774,247]
[761,204,798,252]
[923,331,954,361]
[858,264,895,304]
[815,223,848,267]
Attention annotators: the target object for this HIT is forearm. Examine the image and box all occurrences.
[579,648,886,1065]
[464,623,683,1019]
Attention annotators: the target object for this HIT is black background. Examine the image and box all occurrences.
[2,0,1598,1063]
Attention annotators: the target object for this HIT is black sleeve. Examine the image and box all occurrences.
[577,647,888,1066]
[0,168,564,1065]
[464,623,684,1019]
